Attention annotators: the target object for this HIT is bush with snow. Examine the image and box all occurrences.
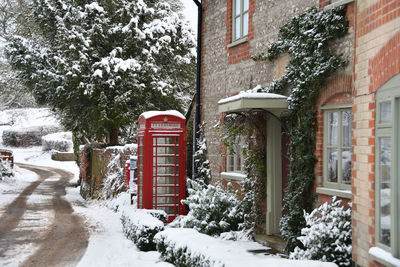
[177,180,246,236]
[0,160,13,181]
[2,125,62,147]
[289,197,352,266]
[120,208,166,251]
[42,131,73,152]
[101,154,124,199]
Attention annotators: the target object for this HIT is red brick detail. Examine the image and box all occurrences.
[369,31,400,93]
[357,0,400,38]
[225,0,255,64]
[318,0,330,10]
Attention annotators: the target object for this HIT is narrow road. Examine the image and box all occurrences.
[0,163,89,266]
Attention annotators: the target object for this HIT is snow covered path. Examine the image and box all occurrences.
[0,160,171,267]
[0,163,89,266]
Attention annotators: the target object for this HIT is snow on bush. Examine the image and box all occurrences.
[2,125,62,147]
[101,154,124,199]
[42,131,73,152]
[155,228,337,267]
[104,192,133,212]
[0,160,13,181]
[176,180,246,236]
[120,208,166,251]
[289,197,352,266]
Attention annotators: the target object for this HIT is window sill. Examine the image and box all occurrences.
[316,187,352,199]
[369,247,400,267]
[324,0,354,10]
[221,172,246,181]
[227,36,249,49]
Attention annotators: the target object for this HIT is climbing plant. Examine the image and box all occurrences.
[252,6,349,251]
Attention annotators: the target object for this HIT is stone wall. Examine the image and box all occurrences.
[200,0,317,182]
[79,144,137,199]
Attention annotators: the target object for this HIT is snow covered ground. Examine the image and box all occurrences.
[0,108,338,266]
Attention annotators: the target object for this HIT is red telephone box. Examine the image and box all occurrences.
[137,110,186,223]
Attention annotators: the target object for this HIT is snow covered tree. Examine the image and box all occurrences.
[6,0,195,145]
[289,197,352,266]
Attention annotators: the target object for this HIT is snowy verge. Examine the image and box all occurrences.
[155,228,338,267]
[120,207,166,251]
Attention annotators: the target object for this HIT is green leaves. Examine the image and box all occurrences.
[6,0,196,145]
[253,6,349,252]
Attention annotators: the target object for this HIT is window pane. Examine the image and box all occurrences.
[342,149,351,185]
[235,0,241,16]
[327,148,338,182]
[235,17,241,40]
[228,155,234,172]
[243,0,249,11]
[379,137,391,246]
[342,111,352,147]
[380,101,391,124]
[328,112,338,146]
[243,12,248,36]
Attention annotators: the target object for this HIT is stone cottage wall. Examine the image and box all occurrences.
[200,0,316,182]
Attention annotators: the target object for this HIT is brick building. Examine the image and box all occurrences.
[197,0,400,265]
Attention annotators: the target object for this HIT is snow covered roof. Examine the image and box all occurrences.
[218,92,289,116]
[140,110,185,120]
[218,92,287,104]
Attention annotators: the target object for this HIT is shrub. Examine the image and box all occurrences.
[289,197,352,266]
[178,180,246,236]
[0,160,13,181]
[120,208,166,251]
[42,132,73,152]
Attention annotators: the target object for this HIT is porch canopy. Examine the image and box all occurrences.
[218,92,289,116]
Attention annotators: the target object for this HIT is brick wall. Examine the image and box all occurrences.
[352,0,400,265]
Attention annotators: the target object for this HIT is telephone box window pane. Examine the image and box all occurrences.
[157,206,176,215]
[154,196,177,205]
[327,148,338,182]
[154,187,177,195]
[328,112,338,146]
[157,147,177,155]
[235,17,241,40]
[243,12,248,36]
[379,137,391,246]
[157,166,176,175]
[380,102,391,124]
[342,149,351,185]
[154,176,177,185]
[342,111,352,147]
[156,156,178,165]
[235,0,241,16]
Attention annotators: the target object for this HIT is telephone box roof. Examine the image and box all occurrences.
[140,110,185,120]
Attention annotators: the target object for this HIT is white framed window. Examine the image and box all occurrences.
[232,0,249,41]
[227,135,245,173]
[375,73,400,259]
[323,107,352,190]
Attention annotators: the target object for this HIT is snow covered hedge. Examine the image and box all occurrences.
[155,228,338,267]
[290,197,352,266]
[175,180,246,236]
[120,208,166,251]
[0,161,13,181]
[42,131,73,152]
[3,125,62,147]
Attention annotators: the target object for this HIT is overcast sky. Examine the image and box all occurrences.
[182,0,198,33]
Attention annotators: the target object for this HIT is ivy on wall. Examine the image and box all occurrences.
[252,7,349,251]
